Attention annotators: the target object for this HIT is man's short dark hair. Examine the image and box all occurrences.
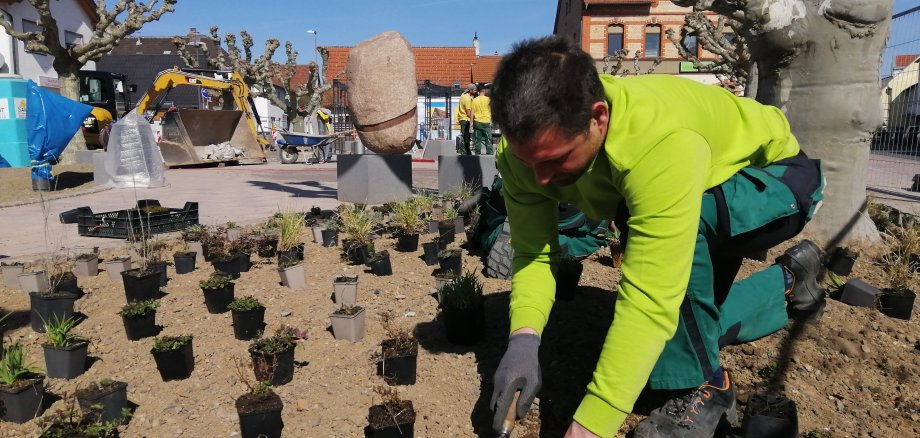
[491,35,604,142]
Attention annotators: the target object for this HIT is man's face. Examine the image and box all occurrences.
[509,101,608,186]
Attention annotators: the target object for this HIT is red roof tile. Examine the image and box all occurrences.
[323,46,491,88]
[895,54,919,68]
[472,56,501,84]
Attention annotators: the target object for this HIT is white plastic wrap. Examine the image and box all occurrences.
[103,111,167,188]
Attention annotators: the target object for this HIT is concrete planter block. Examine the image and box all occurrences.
[840,278,881,308]
[423,139,458,160]
[437,155,498,200]
[336,154,412,204]
[1,264,25,288]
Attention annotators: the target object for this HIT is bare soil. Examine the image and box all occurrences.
[0,228,918,437]
[0,164,97,205]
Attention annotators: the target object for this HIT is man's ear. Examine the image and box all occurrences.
[591,101,609,127]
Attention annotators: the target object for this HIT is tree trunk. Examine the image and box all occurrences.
[55,66,88,165]
[746,0,892,244]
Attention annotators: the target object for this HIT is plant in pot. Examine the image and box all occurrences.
[277,258,306,289]
[256,232,279,259]
[118,299,159,341]
[368,385,416,437]
[330,304,366,342]
[421,240,440,266]
[391,201,423,252]
[248,326,296,386]
[144,239,170,287]
[412,193,438,234]
[173,244,197,275]
[102,256,132,282]
[30,289,78,333]
[338,204,378,265]
[229,296,266,341]
[320,217,340,247]
[333,275,359,305]
[150,335,194,381]
[444,204,464,234]
[38,394,128,437]
[374,311,418,386]
[75,379,129,425]
[438,271,485,346]
[0,341,45,423]
[18,268,51,294]
[42,315,89,380]
[73,253,99,278]
[1,261,25,288]
[276,211,306,265]
[200,272,235,314]
[226,221,242,241]
[368,250,393,276]
[437,208,457,245]
[181,224,208,260]
[229,234,257,273]
[877,228,918,320]
[233,357,284,438]
[433,270,458,303]
[47,257,79,294]
[121,240,161,302]
[826,246,859,276]
[555,255,584,301]
[209,234,243,280]
[437,248,462,275]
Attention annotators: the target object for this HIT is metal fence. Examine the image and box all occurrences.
[870,6,920,199]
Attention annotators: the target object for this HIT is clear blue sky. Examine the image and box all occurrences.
[139,0,554,62]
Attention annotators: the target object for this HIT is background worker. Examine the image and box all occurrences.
[456,83,477,155]
[488,36,827,438]
[471,85,493,155]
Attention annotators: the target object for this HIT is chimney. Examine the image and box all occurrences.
[473,32,480,57]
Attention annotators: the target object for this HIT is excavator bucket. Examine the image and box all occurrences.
[158,109,265,167]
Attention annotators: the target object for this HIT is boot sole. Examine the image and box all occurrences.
[788,299,826,324]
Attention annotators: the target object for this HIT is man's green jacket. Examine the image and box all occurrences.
[496,74,800,437]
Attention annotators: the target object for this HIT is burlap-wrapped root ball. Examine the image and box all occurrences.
[347,31,418,154]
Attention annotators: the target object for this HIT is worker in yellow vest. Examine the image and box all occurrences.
[456,83,477,154]
[471,86,493,155]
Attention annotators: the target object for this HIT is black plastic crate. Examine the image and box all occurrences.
[61,199,199,240]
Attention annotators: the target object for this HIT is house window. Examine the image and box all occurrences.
[682,33,698,57]
[21,20,43,54]
[644,25,661,58]
[65,31,82,50]
[607,25,624,55]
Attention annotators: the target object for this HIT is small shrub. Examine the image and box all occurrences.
[438,248,460,259]
[333,304,363,316]
[200,272,233,290]
[439,271,483,311]
[228,296,264,312]
[118,300,159,318]
[338,204,378,245]
[250,326,295,355]
[151,335,193,353]
[181,224,206,242]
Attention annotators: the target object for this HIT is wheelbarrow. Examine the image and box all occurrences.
[276,131,343,164]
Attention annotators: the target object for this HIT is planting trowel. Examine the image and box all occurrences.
[497,391,521,438]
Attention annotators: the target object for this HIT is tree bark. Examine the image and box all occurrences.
[55,64,88,164]
[675,0,893,244]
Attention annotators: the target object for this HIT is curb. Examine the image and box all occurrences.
[0,185,113,210]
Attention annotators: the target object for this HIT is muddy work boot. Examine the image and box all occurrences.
[775,239,826,321]
[633,370,739,438]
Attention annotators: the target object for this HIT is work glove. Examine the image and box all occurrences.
[490,333,542,434]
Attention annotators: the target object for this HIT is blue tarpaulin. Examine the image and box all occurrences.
[26,80,93,182]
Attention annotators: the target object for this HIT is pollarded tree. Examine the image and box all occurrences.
[0,0,177,163]
[666,11,750,90]
[673,0,893,243]
[265,42,332,131]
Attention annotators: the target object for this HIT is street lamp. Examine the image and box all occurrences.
[306,29,318,65]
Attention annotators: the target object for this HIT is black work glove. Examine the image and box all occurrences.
[490,333,541,433]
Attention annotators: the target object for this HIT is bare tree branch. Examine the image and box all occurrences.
[172,36,201,68]
[602,50,661,76]
[666,11,749,89]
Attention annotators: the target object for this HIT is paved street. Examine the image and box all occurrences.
[0,161,439,260]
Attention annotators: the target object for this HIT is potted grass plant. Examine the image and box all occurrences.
[338,205,378,265]
[374,311,418,386]
[41,315,89,380]
[391,200,423,252]
[320,217,339,247]
[437,210,456,245]
[200,272,235,314]
[249,327,296,386]
[73,253,99,278]
[329,304,366,342]
[439,272,485,346]
[230,296,266,341]
[1,261,25,288]
[333,275,359,305]
[150,335,194,381]
[119,299,159,341]
[556,255,584,301]
[0,341,45,423]
[276,211,306,266]
[74,378,129,424]
[102,256,132,282]
[368,385,415,437]
[877,228,917,320]
[234,357,284,438]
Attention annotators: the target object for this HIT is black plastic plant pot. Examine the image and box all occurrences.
[29,292,77,333]
[249,345,295,386]
[368,401,415,438]
[123,312,158,341]
[76,381,129,424]
[151,342,195,381]
[203,283,235,314]
[276,244,305,266]
[421,242,440,266]
[232,307,266,341]
[257,239,279,258]
[236,391,284,438]
[443,305,485,346]
[740,393,798,438]
[369,251,393,276]
[827,247,857,276]
[43,343,88,380]
[321,229,339,247]
[149,261,168,287]
[556,264,584,301]
[121,268,161,303]
[212,256,242,279]
[237,252,252,273]
[395,233,419,252]
[438,254,462,275]
[437,222,456,246]
[377,339,418,386]
[173,253,197,274]
[52,275,79,294]
[878,289,916,320]
[0,376,45,423]
[343,241,373,265]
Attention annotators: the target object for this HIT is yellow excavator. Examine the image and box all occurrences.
[135,68,267,167]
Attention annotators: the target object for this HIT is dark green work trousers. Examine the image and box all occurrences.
[616,152,825,390]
